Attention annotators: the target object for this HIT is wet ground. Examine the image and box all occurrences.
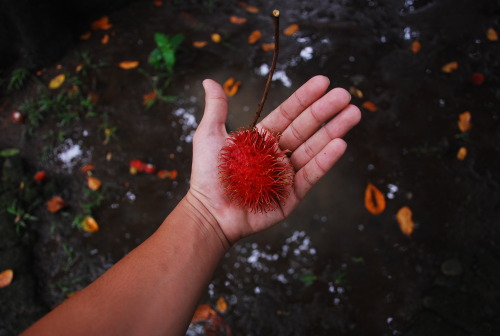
[1,0,500,335]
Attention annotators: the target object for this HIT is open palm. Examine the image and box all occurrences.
[187,76,361,243]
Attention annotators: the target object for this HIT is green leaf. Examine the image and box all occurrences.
[169,34,184,51]
[0,148,20,157]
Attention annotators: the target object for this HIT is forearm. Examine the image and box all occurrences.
[22,192,229,336]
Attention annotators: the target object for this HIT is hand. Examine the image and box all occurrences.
[186,76,361,244]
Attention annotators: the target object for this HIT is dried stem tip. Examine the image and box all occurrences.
[272,9,280,17]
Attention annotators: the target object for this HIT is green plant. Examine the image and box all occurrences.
[8,68,30,92]
[149,33,184,73]
[7,199,38,233]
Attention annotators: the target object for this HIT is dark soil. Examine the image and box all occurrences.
[1,0,500,335]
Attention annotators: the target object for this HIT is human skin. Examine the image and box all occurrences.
[22,76,361,336]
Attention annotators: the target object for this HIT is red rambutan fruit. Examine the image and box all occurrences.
[218,127,294,213]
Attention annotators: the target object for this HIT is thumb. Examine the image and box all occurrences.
[199,79,228,131]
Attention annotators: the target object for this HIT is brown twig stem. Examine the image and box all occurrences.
[251,9,280,128]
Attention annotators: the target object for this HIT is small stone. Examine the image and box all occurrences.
[441,258,463,276]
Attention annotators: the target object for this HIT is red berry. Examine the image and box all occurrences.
[218,127,294,212]
[129,160,146,172]
[34,171,47,182]
[144,163,156,174]
[10,110,24,123]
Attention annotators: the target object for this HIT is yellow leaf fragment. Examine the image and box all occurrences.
[441,61,458,73]
[193,41,208,48]
[191,304,217,323]
[101,33,110,45]
[362,101,377,112]
[244,5,259,13]
[81,216,99,233]
[119,61,139,69]
[248,30,262,44]
[487,27,498,41]
[411,40,421,53]
[283,24,299,36]
[364,183,386,215]
[211,33,222,43]
[216,297,228,312]
[458,111,472,132]
[229,16,247,24]
[223,77,241,97]
[87,176,102,191]
[261,43,275,51]
[49,74,65,89]
[0,269,14,288]
[457,147,467,160]
[396,206,415,236]
[349,86,364,99]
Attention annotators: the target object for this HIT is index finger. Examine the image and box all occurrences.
[258,75,330,133]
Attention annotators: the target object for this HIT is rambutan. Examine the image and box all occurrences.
[218,127,294,212]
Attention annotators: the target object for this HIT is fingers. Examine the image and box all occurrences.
[280,87,351,151]
[293,138,347,201]
[198,79,228,135]
[290,104,361,169]
[258,75,330,133]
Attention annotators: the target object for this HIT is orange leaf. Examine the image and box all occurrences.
[169,169,178,179]
[46,196,66,213]
[411,40,421,53]
[261,43,275,51]
[362,101,377,112]
[244,5,259,13]
[101,33,110,45]
[143,90,157,106]
[81,164,96,173]
[364,183,386,215]
[216,297,228,313]
[283,24,299,36]
[457,147,467,160]
[192,304,217,323]
[487,27,498,41]
[229,16,247,24]
[211,33,222,43]
[441,61,458,73]
[248,30,262,44]
[458,111,472,132]
[349,86,364,99]
[119,61,139,69]
[193,41,208,48]
[157,169,170,179]
[87,176,102,191]
[80,32,91,40]
[223,77,241,97]
[396,206,414,236]
[49,74,65,90]
[0,269,14,288]
[81,216,99,233]
[91,16,113,30]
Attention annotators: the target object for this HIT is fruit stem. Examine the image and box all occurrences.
[251,9,280,128]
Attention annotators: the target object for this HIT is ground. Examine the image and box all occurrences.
[1,0,499,335]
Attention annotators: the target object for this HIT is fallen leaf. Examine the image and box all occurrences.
[81,216,99,233]
[223,77,241,97]
[229,16,247,24]
[157,170,170,179]
[283,24,299,36]
[87,176,102,191]
[396,206,414,236]
[143,90,157,106]
[364,183,386,215]
[457,147,467,160]
[170,170,178,179]
[81,164,96,173]
[46,196,66,213]
[91,16,112,30]
[487,27,498,41]
[0,269,14,288]
[362,101,377,112]
[261,43,275,51]
[470,72,484,85]
[80,32,91,40]
[119,61,139,69]
[458,111,472,132]
[244,5,259,13]
[411,40,421,53]
[106,152,113,161]
[216,297,228,313]
[248,30,262,44]
[349,86,364,99]
[36,68,46,76]
[191,304,217,323]
[34,171,47,182]
[49,74,65,89]
[211,33,222,43]
[441,61,458,73]
[153,0,163,6]
[101,33,110,45]
[193,41,208,48]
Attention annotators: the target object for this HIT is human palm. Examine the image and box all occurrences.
[188,76,361,243]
